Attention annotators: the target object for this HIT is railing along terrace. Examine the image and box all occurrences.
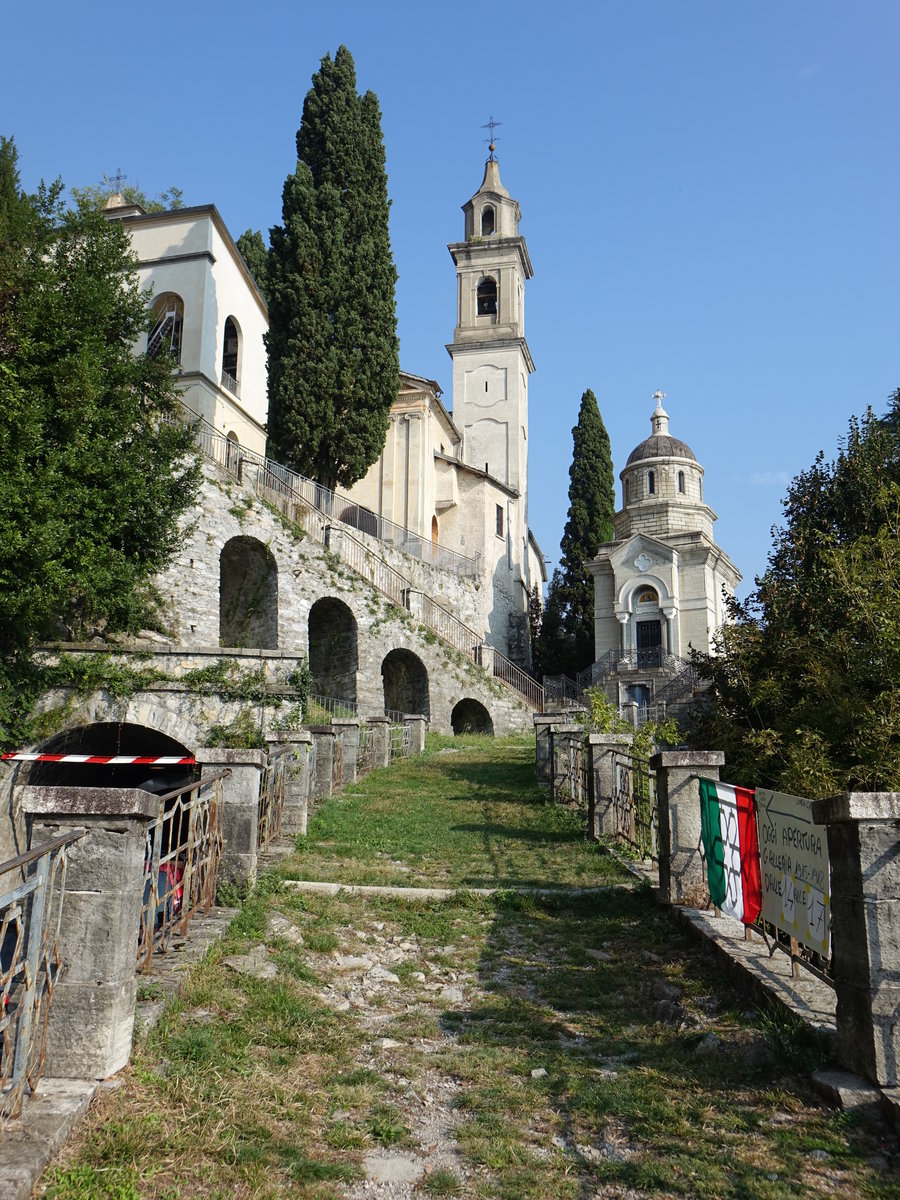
[420,595,479,660]
[543,675,584,709]
[257,753,287,852]
[492,650,545,712]
[612,750,658,861]
[306,694,360,723]
[339,531,410,608]
[138,771,227,972]
[221,371,240,398]
[179,405,478,576]
[0,830,83,1120]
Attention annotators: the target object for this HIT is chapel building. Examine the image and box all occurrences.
[587,394,740,712]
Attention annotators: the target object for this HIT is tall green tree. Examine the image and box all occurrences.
[538,389,615,677]
[236,229,269,302]
[0,137,199,740]
[265,45,399,491]
[687,391,900,796]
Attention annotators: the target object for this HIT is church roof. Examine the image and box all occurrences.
[626,434,696,465]
[625,395,697,465]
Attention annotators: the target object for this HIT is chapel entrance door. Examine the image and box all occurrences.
[636,620,662,667]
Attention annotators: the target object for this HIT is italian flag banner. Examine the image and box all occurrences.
[698,778,762,925]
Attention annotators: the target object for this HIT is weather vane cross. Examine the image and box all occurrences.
[481,116,502,160]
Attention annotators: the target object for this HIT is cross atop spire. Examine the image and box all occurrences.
[481,116,502,161]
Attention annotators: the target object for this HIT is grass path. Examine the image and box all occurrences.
[41,736,900,1200]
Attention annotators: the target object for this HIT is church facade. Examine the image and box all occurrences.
[588,395,740,711]
[108,157,545,668]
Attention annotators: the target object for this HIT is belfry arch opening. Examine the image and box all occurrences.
[476,277,497,317]
[308,598,358,702]
[481,206,495,236]
[219,536,278,649]
[25,722,198,793]
[451,699,493,736]
[147,293,184,363]
[222,316,240,393]
[381,649,430,719]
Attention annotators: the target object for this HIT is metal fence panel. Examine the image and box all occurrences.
[0,831,83,1120]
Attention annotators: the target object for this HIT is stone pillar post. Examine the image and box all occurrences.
[324,524,344,556]
[663,608,677,657]
[265,730,314,837]
[305,726,336,800]
[650,750,725,907]
[367,716,392,769]
[406,589,425,621]
[19,786,156,1079]
[403,714,427,755]
[477,644,495,673]
[616,612,629,654]
[331,719,360,786]
[810,792,900,1087]
[587,733,634,839]
[196,748,266,887]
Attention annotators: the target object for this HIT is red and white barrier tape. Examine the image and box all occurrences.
[1,754,197,765]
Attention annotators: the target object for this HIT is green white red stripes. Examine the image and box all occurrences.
[698,778,762,925]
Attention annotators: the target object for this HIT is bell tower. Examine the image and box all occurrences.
[446,156,534,498]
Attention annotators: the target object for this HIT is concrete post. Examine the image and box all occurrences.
[367,716,392,769]
[306,726,336,800]
[265,730,314,837]
[403,714,427,755]
[810,792,900,1087]
[196,748,266,887]
[323,524,344,557]
[477,644,495,673]
[406,589,425,621]
[20,786,156,1079]
[331,719,360,786]
[651,750,725,907]
[587,733,634,839]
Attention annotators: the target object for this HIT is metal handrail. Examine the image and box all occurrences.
[492,648,545,712]
[0,830,84,1120]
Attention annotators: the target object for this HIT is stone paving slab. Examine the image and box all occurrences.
[283,879,623,901]
[0,1078,97,1200]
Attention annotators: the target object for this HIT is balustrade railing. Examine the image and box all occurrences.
[612,750,658,860]
[420,595,479,660]
[306,694,360,723]
[257,754,287,852]
[138,771,226,971]
[0,831,83,1120]
[492,649,545,712]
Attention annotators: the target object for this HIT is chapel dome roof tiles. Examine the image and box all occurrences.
[626,434,696,465]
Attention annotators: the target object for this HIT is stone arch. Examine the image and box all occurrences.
[219,536,278,649]
[147,292,184,363]
[308,597,358,702]
[381,649,430,719]
[222,315,241,392]
[476,276,497,316]
[26,720,198,792]
[481,205,495,236]
[451,699,493,736]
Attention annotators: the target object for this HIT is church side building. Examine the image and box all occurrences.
[588,395,740,711]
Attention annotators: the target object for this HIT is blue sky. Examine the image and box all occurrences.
[5,2,898,595]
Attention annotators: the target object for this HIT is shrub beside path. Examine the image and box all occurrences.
[42,736,900,1200]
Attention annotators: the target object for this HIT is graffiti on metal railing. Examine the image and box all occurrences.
[138,772,226,972]
[612,751,658,860]
[0,830,83,1120]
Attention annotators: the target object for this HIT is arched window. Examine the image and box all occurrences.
[481,206,495,236]
[648,470,655,495]
[677,470,685,493]
[476,277,497,316]
[147,293,184,364]
[431,515,439,545]
[624,478,630,503]
[222,316,240,395]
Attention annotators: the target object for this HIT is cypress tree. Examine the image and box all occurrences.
[236,229,269,302]
[266,46,399,492]
[539,389,615,677]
